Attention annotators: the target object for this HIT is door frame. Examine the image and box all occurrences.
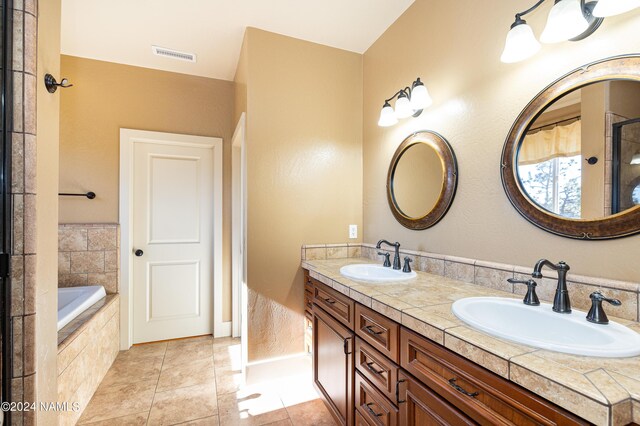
[231,113,246,338]
[119,128,224,349]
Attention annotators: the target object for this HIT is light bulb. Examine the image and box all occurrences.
[378,102,398,127]
[540,0,589,43]
[631,153,640,165]
[394,93,413,119]
[501,20,541,63]
[409,80,432,110]
[593,0,640,16]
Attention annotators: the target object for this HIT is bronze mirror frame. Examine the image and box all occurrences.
[387,131,458,230]
[500,55,640,240]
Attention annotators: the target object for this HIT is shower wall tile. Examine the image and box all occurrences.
[10,2,39,409]
[59,224,120,294]
[25,0,36,15]
[12,9,23,71]
[23,13,36,75]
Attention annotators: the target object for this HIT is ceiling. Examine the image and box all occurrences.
[61,0,415,81]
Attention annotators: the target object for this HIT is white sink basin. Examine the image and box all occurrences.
[451,297,640,358]
[340,264,417,282]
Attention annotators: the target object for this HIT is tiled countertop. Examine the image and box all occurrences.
[302,257,640,426]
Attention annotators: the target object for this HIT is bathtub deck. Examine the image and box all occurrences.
[58,294,118,347]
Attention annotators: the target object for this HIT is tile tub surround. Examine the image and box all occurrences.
[58,223,120,293]
[302,256,640,425]
[57,295,119,426]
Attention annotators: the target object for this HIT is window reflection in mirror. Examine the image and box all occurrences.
[516,81,640,220]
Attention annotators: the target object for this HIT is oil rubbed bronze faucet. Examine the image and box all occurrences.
[532,259,571,313]
[376,240,401,270]
[586,291,621,325]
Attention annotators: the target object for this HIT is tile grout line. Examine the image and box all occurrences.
[145,343,168,425]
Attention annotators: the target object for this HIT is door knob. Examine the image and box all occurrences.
[134,249,144,257]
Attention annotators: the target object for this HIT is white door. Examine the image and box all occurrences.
[130,133,219,343]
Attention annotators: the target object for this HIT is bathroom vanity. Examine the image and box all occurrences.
[303,257,640,426]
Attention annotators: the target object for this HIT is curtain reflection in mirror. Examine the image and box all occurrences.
[518,120,582,218]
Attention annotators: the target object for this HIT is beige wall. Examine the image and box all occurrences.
[610,80,640,118]
[59,56,235,320]
[36,0,61,421]
[240,28,363,362]
[234,35,248,126]
[363,0,640,282]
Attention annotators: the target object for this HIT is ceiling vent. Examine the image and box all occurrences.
[151,46,196,63]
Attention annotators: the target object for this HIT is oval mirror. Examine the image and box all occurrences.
[387,131,457,230]
[501,55,640,239]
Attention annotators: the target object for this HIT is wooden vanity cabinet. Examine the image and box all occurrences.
[305,270,591,426]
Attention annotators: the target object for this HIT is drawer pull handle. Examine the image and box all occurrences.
[364,325,383,335]
[324,298,336,305]
[343,337,352,355]
[395,379,406,404]
[365,402,383,417]
[365,362,384,375]
[448,378,479,398]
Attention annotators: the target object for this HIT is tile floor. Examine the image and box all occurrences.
[78,336,336,425]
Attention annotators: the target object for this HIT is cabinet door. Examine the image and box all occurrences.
[313,305,354,426]
[398,372,476,426]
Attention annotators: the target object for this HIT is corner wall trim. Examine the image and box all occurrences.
[216,321,232,338]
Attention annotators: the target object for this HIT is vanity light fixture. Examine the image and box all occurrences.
[501,0,639,63]
[377,78,432,127]
[631,153,640,165]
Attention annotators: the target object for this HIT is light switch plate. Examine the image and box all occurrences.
[349,224,357,239]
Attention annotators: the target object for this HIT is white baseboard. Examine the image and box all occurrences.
[245,352,311,385]
[215,321,232,338]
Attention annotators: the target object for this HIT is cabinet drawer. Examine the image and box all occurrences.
[355,410,373,426]
[400,328,589,426]
[355,304,399,362]
[312,279,355,329]
[355,371,399,426]
[355,338,399,403]
[398,371,476,426]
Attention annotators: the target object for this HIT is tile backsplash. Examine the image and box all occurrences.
[301,243,640,322]
[58,224,120,293]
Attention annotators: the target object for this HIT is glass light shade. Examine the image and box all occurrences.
[501,22,541,63]
[593,0,640,16]
[409,84,432,110]
[631,153,640,165]
[540,0,590,43]
[378,103,398,127]
[394,94,414,119]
